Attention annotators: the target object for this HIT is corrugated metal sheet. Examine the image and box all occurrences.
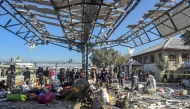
[155,1,190,38]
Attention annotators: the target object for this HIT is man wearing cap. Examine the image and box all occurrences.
[23,67,30,85]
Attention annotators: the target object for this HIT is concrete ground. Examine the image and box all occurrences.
[1,78,190,109]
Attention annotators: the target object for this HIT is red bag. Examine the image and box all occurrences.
[44,84,54,89]
[64,86,70,90]
[38,92,55,104]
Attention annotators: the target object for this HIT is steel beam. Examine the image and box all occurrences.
[6,23,21,28]
[166,12,178,31]
[82,44,88,78]
[3,0,43,39]
[107,0,187,48]
[50,0,71,47]
[49,42,78,51]
[101,0,140,46]
[55,2,112,10]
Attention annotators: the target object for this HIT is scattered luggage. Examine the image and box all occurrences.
[38,92,55,104]
[6,94,27,101]
[26,93,38,100]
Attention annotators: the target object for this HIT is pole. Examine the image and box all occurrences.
[81,44,88,79]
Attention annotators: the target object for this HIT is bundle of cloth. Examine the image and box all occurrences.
[60,77,90,100]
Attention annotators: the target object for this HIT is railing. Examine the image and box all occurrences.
[0,59,92,64]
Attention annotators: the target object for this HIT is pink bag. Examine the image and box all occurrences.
[38,92,55,104]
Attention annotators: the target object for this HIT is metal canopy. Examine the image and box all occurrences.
[0,0,140,74]
[0,0,142,51]
[1,0,190,73]
[110,0,190,49]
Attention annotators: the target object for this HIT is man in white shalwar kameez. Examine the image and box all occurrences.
[146,72,156,90]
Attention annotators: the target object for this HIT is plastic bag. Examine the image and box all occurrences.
[27,93,38,100]
[38,89,45,96]
[0,89,7,98]
[6,94,27,101]
[38,92,55,104]
[101,87,109,103]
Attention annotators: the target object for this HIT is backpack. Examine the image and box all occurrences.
[119,73,124,78]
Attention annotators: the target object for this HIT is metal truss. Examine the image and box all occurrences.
[0,0,141,75]
[0,0,78,51]
[1,0,189,54]
[100,0,190,49]
[0,0,139,47]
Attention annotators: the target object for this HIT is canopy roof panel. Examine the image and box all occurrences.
[115,0,190,50]
[1,0,189,54]
[0,0,140,51]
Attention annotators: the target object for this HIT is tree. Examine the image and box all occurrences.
[155,53,169,71]
[180,30,190,46]
[90,48,119,68]
[115,53,131,66]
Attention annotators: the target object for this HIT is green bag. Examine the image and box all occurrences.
[116,99,129,109]
[6,94,27,101]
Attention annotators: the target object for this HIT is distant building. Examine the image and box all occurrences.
[130,38,190,81]
[118,60,143,77]
[16,55,21,62]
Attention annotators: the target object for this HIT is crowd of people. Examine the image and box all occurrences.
[35,67,87,86]
[0,64,160,94]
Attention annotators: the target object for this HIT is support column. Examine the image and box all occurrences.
[82,44,88,79]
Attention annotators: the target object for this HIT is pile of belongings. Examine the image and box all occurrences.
[5,84,56,103]
[58,78,90,100]
[0,79,58,103]
[0,77,92,108]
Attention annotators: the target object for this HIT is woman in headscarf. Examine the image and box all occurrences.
[146,72,156,90]
[6,65,15,91]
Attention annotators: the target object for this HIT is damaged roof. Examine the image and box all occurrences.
[132,38,190,57]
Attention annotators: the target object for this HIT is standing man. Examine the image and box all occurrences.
[131,73,139,90]
[6,65,15,92]
[138,71,143,82]
[75,69,80,80]
[117,71,124,88]
[69,69,74,83]
[59,68,64,84]
[50,69,55,82]
[43,67,50,84]
[54,69,57,80]
[23,67,30,85]
[1,69,4,78]
[101,68,109,92]
[108,69,112,87]
[163,72,167,87]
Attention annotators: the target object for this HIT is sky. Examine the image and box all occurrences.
[0,0,181,62]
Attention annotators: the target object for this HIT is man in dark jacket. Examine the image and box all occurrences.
[23,67,30,85]
[43,67,50,84]
[59,68,65,84]
[101,68,109,91]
